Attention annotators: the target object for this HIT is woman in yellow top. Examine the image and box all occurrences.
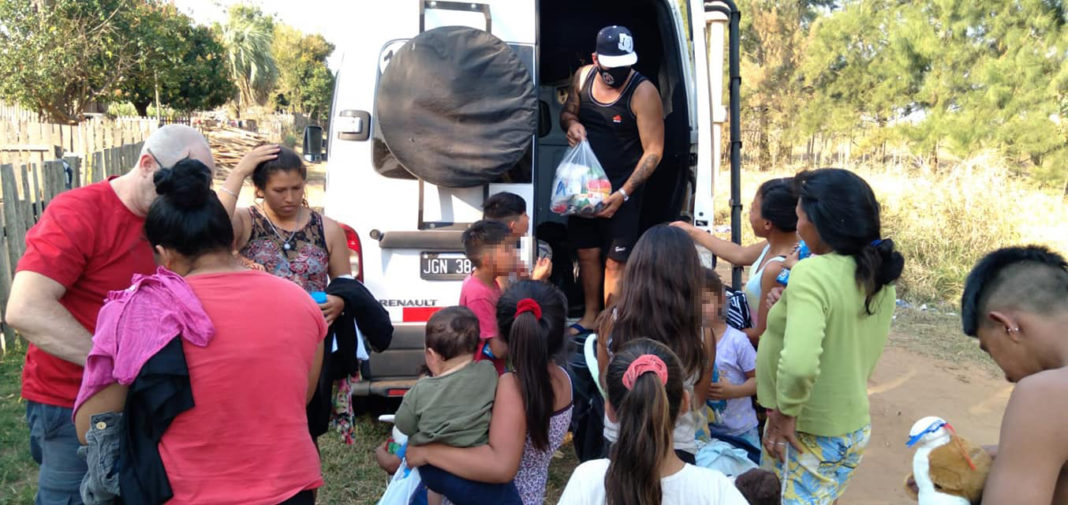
[758,168,904,504]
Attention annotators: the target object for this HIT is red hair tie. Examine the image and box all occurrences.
[622,354,668,390]
[515,298,542,320]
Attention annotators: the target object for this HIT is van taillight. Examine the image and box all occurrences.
[339,223,364,282]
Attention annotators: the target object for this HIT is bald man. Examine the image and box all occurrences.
[5,125,214,504]
[960,246,1068,504]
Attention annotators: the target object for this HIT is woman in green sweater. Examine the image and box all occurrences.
[757,168,904,504]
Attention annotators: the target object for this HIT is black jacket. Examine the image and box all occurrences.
[119,337,193,504]
[307,277,393,438]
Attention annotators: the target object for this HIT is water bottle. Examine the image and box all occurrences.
[707,363,728,412]
[310,291,328,304]
[775,240,812,286]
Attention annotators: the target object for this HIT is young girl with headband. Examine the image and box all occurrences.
[559,339,747,505]
[409,281,573,505]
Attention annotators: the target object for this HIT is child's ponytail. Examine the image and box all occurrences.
[604,339,686,505]
[497,281,568,451]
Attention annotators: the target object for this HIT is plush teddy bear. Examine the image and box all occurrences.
[904,416,993,505]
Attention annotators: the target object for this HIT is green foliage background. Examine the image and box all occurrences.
[0,1,333,122]
[731,0,1068,191]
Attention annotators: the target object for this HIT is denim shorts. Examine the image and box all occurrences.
[79,412,123,504]
[27,401,88,505]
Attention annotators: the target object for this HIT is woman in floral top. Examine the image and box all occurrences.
[217,144,351,323]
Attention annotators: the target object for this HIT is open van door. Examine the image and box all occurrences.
[688,0,744,288]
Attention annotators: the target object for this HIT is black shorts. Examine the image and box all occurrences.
[568,193,643,262]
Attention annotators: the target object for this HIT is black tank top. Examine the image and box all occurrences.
[578,67,648,190]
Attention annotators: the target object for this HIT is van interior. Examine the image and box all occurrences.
[535,0,694,233]
[531,0,694,313]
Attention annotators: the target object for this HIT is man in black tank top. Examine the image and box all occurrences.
[559,25,664,332]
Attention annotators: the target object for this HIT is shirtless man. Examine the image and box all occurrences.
[960,245,1068,504]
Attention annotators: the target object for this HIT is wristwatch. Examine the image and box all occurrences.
[618,188,630,202]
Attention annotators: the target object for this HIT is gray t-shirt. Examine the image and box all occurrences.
[394,360,498,447]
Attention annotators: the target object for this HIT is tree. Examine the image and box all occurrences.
[118,3,234,116]
[803,0,1068,187]
[736,0,835,169]
[218,4,277,110]
[271,23,335,120]
[0,0,142,122]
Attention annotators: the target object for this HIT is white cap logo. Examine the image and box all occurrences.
[618,33,634,53]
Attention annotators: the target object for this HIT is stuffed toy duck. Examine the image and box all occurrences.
[904,416,992,505]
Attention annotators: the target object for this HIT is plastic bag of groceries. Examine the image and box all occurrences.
[550,140,612,217]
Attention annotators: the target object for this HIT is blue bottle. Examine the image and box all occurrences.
[310,291,328,304]
[775,240,811,286]
[707,363,727,412]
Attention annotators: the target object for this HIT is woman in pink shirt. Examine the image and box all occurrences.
[76,159,326,505]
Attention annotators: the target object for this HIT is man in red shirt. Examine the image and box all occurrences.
[5,124,214,504]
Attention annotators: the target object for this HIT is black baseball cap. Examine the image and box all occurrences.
[596,25,638,68]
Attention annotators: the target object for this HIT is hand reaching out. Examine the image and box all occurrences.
[532,257,552,281]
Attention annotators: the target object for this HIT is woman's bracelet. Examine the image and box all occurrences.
[220,187,239,198]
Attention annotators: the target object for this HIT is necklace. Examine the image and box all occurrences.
[260,205,302,251]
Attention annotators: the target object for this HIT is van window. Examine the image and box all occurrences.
[372,41,535,184]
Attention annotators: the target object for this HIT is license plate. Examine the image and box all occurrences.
[420,252,472,281]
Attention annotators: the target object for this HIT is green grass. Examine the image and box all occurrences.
[0,343,579,504]
[0,342,36,505]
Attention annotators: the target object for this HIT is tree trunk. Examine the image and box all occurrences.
[758,107,771,171]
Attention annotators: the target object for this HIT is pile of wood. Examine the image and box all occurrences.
[202,125,267,178]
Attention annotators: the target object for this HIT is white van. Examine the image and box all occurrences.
[320,0,734,397]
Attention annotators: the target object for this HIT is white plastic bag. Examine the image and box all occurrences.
[376,459,422,505]
[550,140,612,217]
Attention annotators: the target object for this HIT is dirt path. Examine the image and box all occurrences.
[844,343,1011,504]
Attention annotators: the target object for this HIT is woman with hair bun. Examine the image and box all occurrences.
[759,168,905,505]
[75,159,327,505]
[558,338,747,505]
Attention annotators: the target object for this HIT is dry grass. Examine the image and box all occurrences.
[888,308,1002,377]
[714,155,1068,303]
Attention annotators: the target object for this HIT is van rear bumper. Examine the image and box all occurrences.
[353,378,418,397]
[355,323,425,397]
[375,230,464,251]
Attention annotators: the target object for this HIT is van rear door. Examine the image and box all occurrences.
[684,0,728,234]
[324,0,537,393]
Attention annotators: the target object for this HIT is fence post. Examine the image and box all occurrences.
[92,151,103,183]
[105,148,113,177]
[30,163,42,219]
[0,164,17,352]
[19,165,32,245]
[2,164,26,278]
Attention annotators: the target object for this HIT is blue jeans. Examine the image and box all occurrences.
[27,401,87,505]
[418,465,522,505]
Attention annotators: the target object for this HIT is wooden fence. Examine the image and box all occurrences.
[0,116,155,178]
[0,141,143,352]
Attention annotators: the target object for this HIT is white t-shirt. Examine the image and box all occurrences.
[557,459,749,505]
